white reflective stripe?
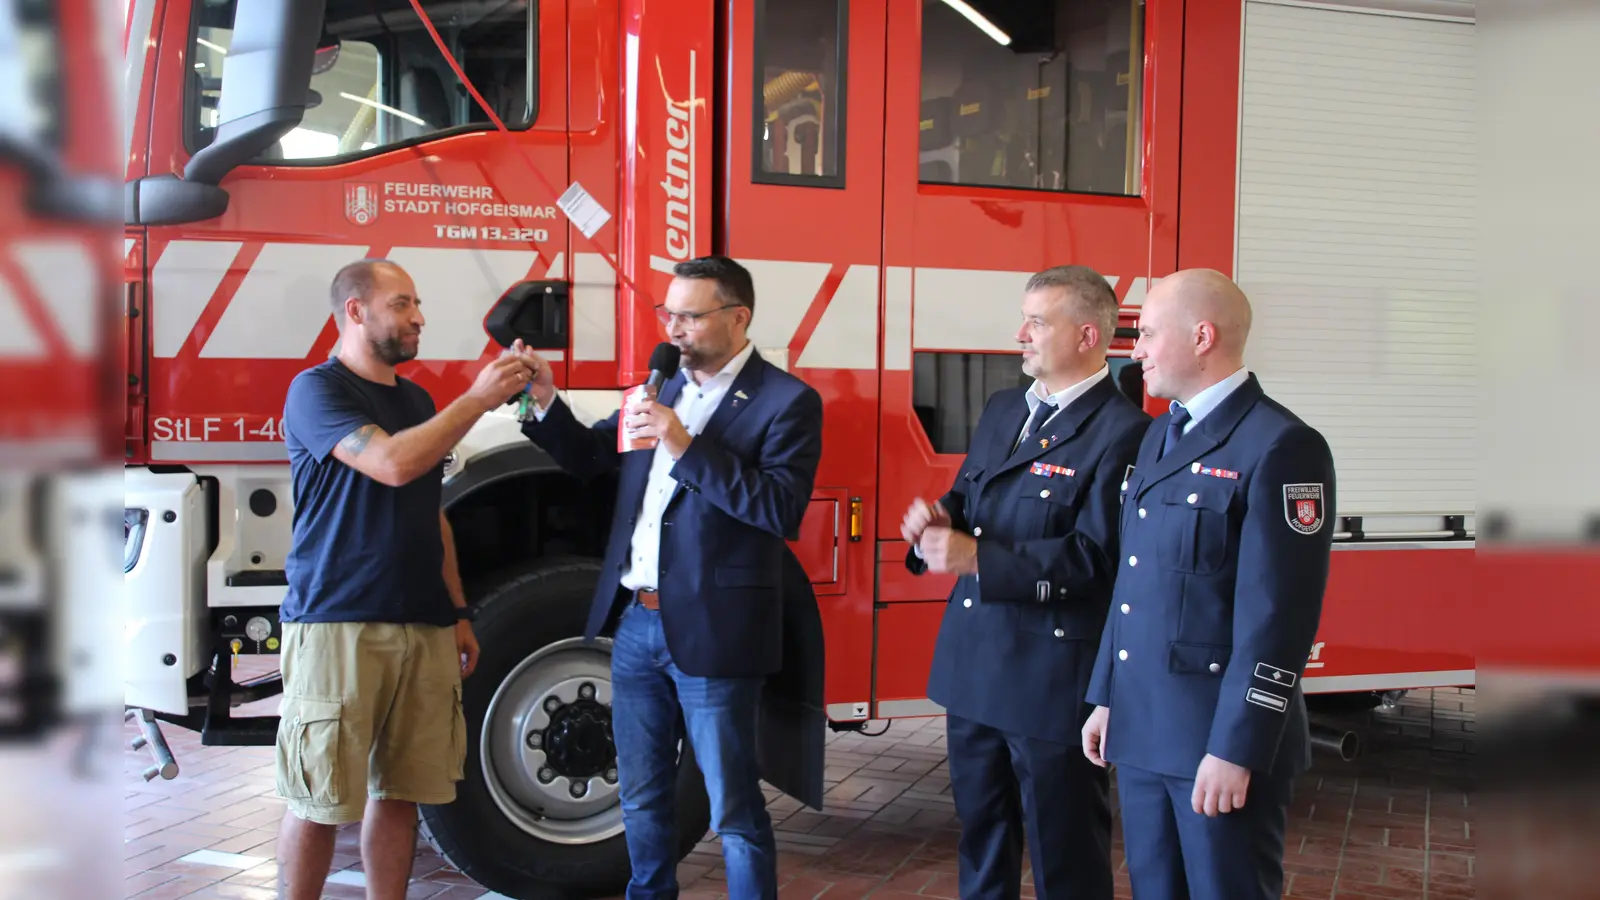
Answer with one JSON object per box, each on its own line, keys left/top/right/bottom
{"left": 1302, "top": 669, "right": 1475, "bottom": 692}
{"left": 202, "top": 243, "right": 366, "bottom": 358}
{"left": 882, "top": 266, "right": 912, "bottom": 371}
{"left": 150, "top": 441, "right": 287, "bottom": 461}
{"left": 384, "top": 247, "right": 539, "bottom": 360}
{"left": 795, "top": 264, "right": 879, "bottom": 370}
{"left": 0, "top": 269, "right": 46, "bottom": 359}
{"left": 1120, "top": 275, "right": 1160, "bottom": 308}
{"left": 914, "top": 267, "right": 1030, "bottom": 352}
{"left": 743, "top": 259, "right": 831, "bottom": 352}
{"left": 0, "top": 438, "right": 102, "bottom": 467}
{"left": 543, "top": 251, "right": 566, "bottom": 279}
{"left": 571, "top": 252, "right": 617, "bottom": 361}
{"left": 152, "top": 240, "right": 243, "bottom": 357}
{"left": 875, "top": 698, "right": 945, "bottom": 718}
{"left": 825, "top": 702, "right": 869, "bottom": 721}
{"left": 13, "top": 239, "right": 101, "bottom": 358}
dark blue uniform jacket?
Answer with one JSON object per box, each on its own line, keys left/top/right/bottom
{"left": 910, "top": 376, "right": 1149, "bottom": 745}
{"left": 1086, "top": 373, "right": 1336, "bottom": 781}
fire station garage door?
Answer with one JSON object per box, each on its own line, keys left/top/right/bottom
{"left": 1234, "top": 0, "right": 1475, "bottom": 531}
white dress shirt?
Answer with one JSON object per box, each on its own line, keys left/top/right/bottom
{"left": 1014, "top": 365, "right": 1110, "bottom": 448}
{"left": 619, "top": 340, "right": 756, "bottom": 591}
{"left": 530, "top": 340, "right": 756, "bottom": 591}
{"left": 1173, "top": 366, "right": 1250, "bottom": 435}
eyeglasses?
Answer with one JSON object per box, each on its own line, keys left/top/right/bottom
{"left": 654, "top": 303, "right": 740, "bottom": 328}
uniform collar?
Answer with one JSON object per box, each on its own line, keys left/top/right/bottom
{"left": 1027, "top": 365, "right": 1109, "bottom": 415}
{"left": 1173, "top": 366, "right": 1250, "bottom": 426}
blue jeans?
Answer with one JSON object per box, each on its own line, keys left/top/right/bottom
{"left": 610, "top": 600, "right": 777, "bottom": 900}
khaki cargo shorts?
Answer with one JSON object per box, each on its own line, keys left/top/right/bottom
{"left": 273, "top": 621, "right": 466, "bottom": 825}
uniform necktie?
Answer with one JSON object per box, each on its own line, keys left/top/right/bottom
{"left": 1161, "top": 404, "right": 1191, "bottom": 458}
{"left": 1015, "top": 400, "right": 1056, "bottom": 453}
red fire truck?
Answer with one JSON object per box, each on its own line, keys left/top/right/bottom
{"left": 0, "top": 0, "right": 123, "bottom": 742}
{"left": 121, "top": 0, "right": 1481, "bottom": 895}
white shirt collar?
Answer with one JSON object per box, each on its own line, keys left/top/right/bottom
{"left": 1027, "top": 365, "right": 1109, "bottom": 415}
{"left": 1174, "top": 366, "right": 1250, "bottom": 426}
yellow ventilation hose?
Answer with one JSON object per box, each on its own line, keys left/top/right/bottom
{"left": 762, "top": 70, "right": 817, "bottom": 112}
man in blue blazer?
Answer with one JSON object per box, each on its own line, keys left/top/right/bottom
{"left": 1082, "top": 268, "right": 1337, "bottom": 900}
{"left": 514, "top": 256, "right": 823, "bottom": 900}
{"left": 901, "top": 265, "right": 1149, "bottom": 900}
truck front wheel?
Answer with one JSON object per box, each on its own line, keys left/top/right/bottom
{"left": 420, "top": 559, "right": 712, "bottom": 899}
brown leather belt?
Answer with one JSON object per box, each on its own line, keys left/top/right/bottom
{"left": 636, "top": 589, "right": 660, "bottom": 610}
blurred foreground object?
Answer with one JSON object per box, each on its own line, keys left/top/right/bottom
{"left": 0, "top": 0, "right": 124, "bottom": 895}
{"left": 1478, "top": 0, "right": 1600, "bottom": 896}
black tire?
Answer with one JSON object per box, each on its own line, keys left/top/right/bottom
{"left": 419, "top": 558, "right": 712, "bottom": 900}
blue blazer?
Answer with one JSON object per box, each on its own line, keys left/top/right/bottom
{"left": 521, "top": 349, "right": 824, "bottom": 679}
{"left": 908, "top": 376, "right": 1149, "bottom": 745}
{"left": 1086, "top": 374, "right": 1336, "bottom": 781}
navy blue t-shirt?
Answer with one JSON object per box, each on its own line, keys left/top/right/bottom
{"left": 280, "top": 359, "right": 453, "bottom": 626}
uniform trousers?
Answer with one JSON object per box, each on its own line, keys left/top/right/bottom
{"left": 1115, "top": 762, "right": 1292, "bottom": 900}
{"left": 946, "top": 713, "right": 1113, "bottom": 900}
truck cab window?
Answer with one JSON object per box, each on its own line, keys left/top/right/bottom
{"left": 912, "top": 351, "right": 1029, "bottom": 455}
{"left": 0, "top": 0, "right": 62, "bottom": 149}
{"left": 752, "top": 0, "right": 848, "bottom": 187}
{"left": 186, "top": 0, "right": 537, "bottom": 163}
{"left": 912, "top": 352, "right": 1144, "bottom": 454}
{"left": 919, "top": 0, "right": 1144, "bottom": 196}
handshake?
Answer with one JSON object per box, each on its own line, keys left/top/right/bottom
{"left": 457, "top": 339, "right": 556, "bottom": 415}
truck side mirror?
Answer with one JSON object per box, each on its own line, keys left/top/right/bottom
{"left": 126, "top": 0, "right": 325, "bottom": 226}
{"left": 484, "top": 281, "right": 571, "bottom": 351}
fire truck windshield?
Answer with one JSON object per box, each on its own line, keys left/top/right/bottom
{"left": 0, "top": 0, "right": 63, "bottom": 161}
{"left": 186, "top": 0, "right": 536, "bottom": 164}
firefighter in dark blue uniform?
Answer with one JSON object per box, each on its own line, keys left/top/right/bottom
{"left": 1082, "top": 269, "right": 1336, "bottom": 900}
{"left": 902, "top": 266, "right": 1149, "bottom": 900}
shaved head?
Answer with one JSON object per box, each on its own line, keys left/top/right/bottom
{"left": 1158, "top": 268, "right": 1252, "bottom": 353}
{"left": 1132, "top": 268, "right": 1254, "bottom": 403}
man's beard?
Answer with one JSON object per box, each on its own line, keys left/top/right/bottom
{"left": 676, "top": 341, "right": 711, "bottom": 371}
{"left": 370, "top": 334, "right": 416, "bottom": 366}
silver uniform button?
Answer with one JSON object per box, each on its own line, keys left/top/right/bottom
{"left": 963, "top": 598, "right": 972, "bottom": 608}
{"left": 1188, "top": 493, "right": 1199, "bottom": 505}
{"left": 1054, "top": 628, "right": 1065, "bottom": 638}
{"left": 1121, "top": 603, "right": 1130, "bottom": 614}
{"left": 973, "top": 526, "right": 982, "bottom": 536}
{"left": 1118, "top": 649, "right": 1128, "bottom": 661}
{"left": 1209, "top": 663, "right": 1221, "bottom": 673}
{"left": 1129, "top": 555, "right": 1138, "bottom": 566}
{"left": 1040, "top": 489, "right": 1051, "bottom": 498}
{"left": 1138, "top": 508, "right": 1146, "bottom": 518}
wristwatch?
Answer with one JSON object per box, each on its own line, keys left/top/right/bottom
{"left": 455, "top": 606, "right": 477, "bottom": 622}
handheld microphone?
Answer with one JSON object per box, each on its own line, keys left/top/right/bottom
{"left": 620, "top": 343, "right": 682, "bottom": 453}
{"left": 646, "top": 342, "right": 681, "bottom": 389}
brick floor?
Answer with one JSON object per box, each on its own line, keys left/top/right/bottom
{"left": 124, "top": 689, "right": 1474, "bottom": 899}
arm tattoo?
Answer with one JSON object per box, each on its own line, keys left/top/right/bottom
{"left": 339, "top": 424, "right": 379, "bottom": 456}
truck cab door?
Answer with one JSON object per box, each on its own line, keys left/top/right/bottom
{"left": 128, "top": 0, "right": 570, "bottom": 473}
{"left": 708, "top": 0, "right": 891, "bottom": 811}
{"left": 870, "top": 0, "right": 1183, "bottom": 711}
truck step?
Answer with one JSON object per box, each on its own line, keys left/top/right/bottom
{"left": 201, "top": 715, "right": 280, "bottom": 746}
{"left": 131, "top": 708, "right": 179, "bottom": 781}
